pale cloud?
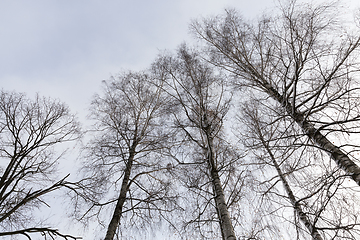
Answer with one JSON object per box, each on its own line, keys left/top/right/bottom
{"left": 0, "top": 0, "right": 277, "bottom": 121}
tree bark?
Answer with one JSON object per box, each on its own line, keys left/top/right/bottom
{"left": 104, "top": 148, "right": 135, "bottom": 240}
{"left": 264, "top": 83, "right": 360, "bottom": 187}
{"left": 258, "top": 130, "right": 323, "bottom": 240}
{"left": 206, "top": 131, "right": 236, "bottom": 240}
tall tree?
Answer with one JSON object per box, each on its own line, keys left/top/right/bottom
{"left": 69, "top": 72, "right": 178, "bottom": 240}
{"left": 239, "top": 99, "right": 360, "bottom": 239}
{"left": 192, "top": 1, "right": 360, "bottom": 186}
{"left": 154, "top": 45, "right": 245, "bottom": 240}
{"left": 0, "top": 90, "right": 81, "bottom": 239}
{"left": 240, "top": 100, "right": 324, "bottom": 240}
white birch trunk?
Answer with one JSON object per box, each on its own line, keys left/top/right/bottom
{"left": 265, "top": 84, "right": 360, "bottom": 186}
{"left": 259, "top": 132, "right": 323, "bottom": 240}
{"left": 205, "top": 130, "right": 236, "bottom": 240}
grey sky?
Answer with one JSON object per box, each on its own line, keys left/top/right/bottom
{"left": 1, "top": 0, "right": 359, "bottom": 239}
{"left": 1, "top": 0, "right": 359, "bottom": 120}
{"left": 0, "top": 0, "right": 277, "bottom": 122}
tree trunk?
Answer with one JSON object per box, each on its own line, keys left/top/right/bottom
{"left": 104, "top": 149, "right": 135, "bottom": 240}
{"left": 206, "top": 133, "right": 236, "bottom": 240}
{"left": 264, "top": 83, "right": 360, "bottom": 186}
{"left": 259, "top": 132, "right": 323, "bottom": 240}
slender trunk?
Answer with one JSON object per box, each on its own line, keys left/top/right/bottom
{"left": 104, "top": 149, "right": 135, "bottom": 240}
{"left": 258, "top": 131, "right": 323, "bottom": 240}
{"left": 264, "top": 84, "right": 360, "bottom": 186}
{"left": 206, "top": 132, "right": 236, "bottom": 240}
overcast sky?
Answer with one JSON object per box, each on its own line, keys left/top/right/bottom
{"left": 1, "top": 0, "right": 359, "bottom": 239}
{"left": 1, "top": 0, "right": 359, "bottom": 122}
{"left": 0, "top": 0, "right": 279, "bottom": 123}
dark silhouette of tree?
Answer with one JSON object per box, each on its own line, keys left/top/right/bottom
{"left": 0, "top": 90, "right": 81, "bottom": 239}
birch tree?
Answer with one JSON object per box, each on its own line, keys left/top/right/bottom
{"left": 0, "top": 90, "right": 81, "bottom": 239}
{"left": 154, "top": 45, "right": 246, "bottom": 240}
{"left": 240, "top": 101, "right": 324, "bottom": 240}
{"left": 238, "top": 98, "right": 360, "bottom": 239}
{"left": 69, "top": 72, "right": 178, "bottom": 240}
{"left": 192, "top": 0, "right": 360, "bottom": 187}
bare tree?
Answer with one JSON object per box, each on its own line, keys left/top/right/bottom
{"left": 69, "top": 72, "right": 178, "bottom": 240}
{"left": 238, "top": 98, "right": 360, "bottom": 239}
{"left": 154, "top": 45, "right": 246, "bottom": 240}
{"left": 240, "top": 100, "right": 324, "bottom": 240}
{"left": 192, "top": 0, "right": 360, "bottom": 186}
{"left": 0, "top": 90, "right": 81, "bottom": 239}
